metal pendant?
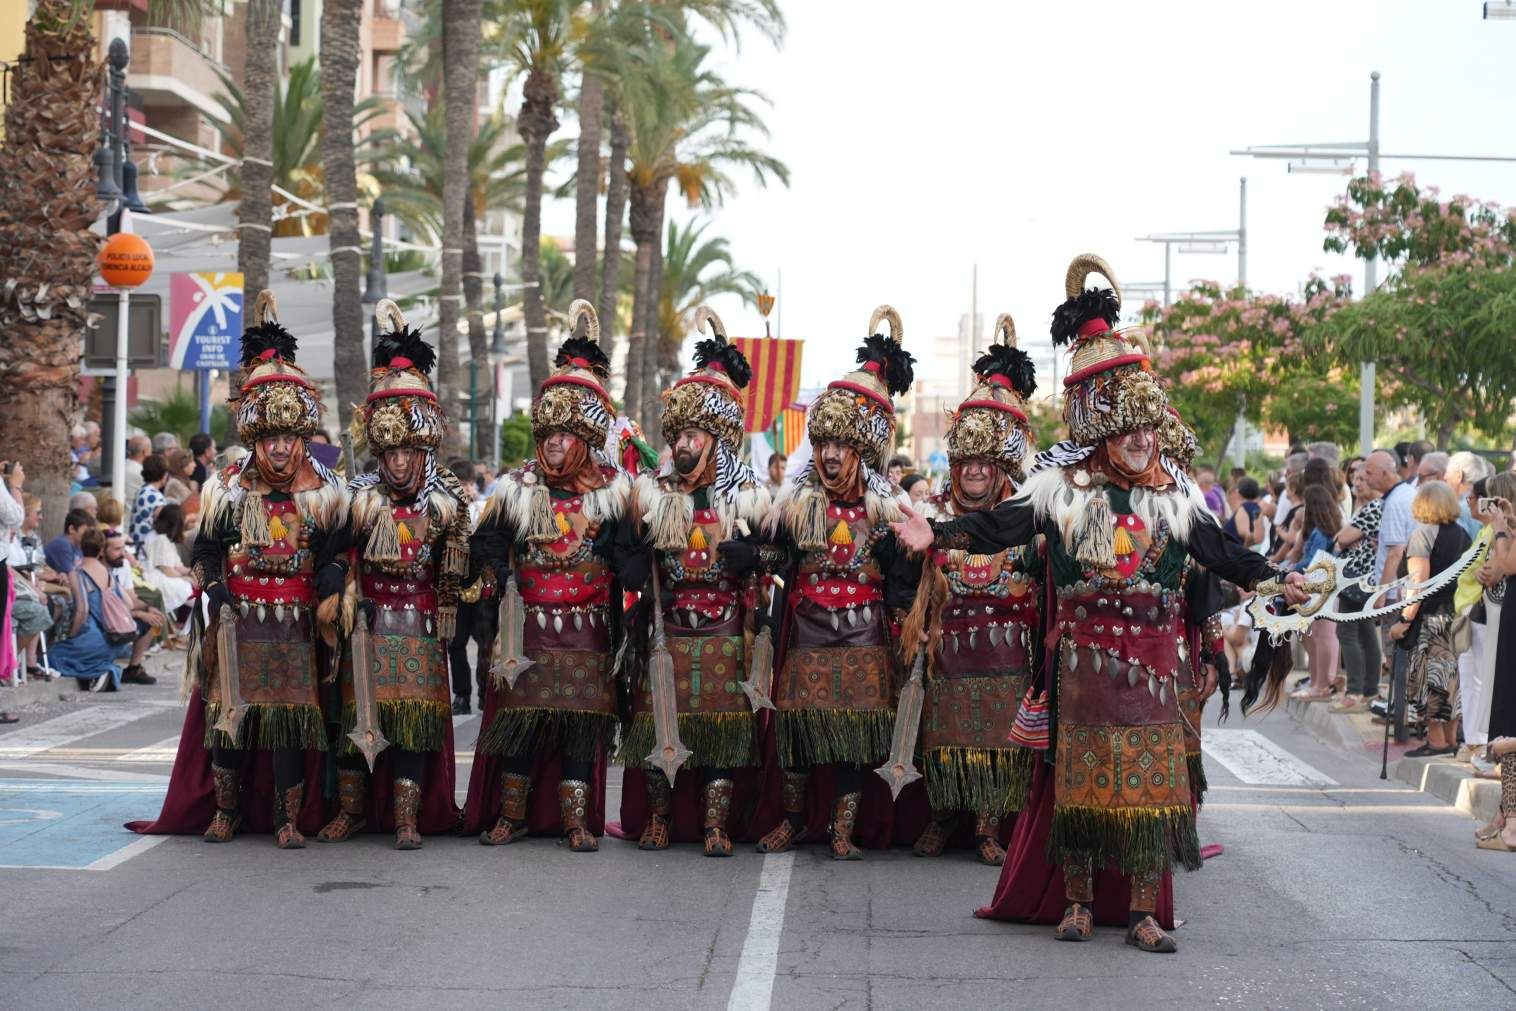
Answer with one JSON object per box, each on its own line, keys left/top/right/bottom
{"left": 831, "top": 610, "right": 840, "bottom": 631}
{"left": 553, "top": 613, "right": 563, "bottom": 634}
{"left": 1158, "top": 681, "right": 1167, "bottom": 705}
{"left": 240, "top": 602, "right": 250, "bottom": 618}
{"left": 1128, "top": 663, "right": 1140, "bottom": 688}
{"left": 274, "top": 604, "right": 285, "bottom": 624}
{"left": 574, "top": 612, "right": 584, "bottom": 631}
{"left": 1089, "top": 650, "right": 1102, "bottom": 676}
{"left": 862, "top": 605, "right": 873, "bottom": 624}
{"left": 968, "top": 629, "right": 976, "bottom": 650}
{"left": 257, "top": 604, "right": 267, "bottom": 624}
{"left": 951, "top": 633, "right": 961, "bottom": 653}
{"left": 536, "top": 610, "right": 547, "bottom": 630}
{"left": 1147, "top": 674, "right": 1157, "bottom": 697}
{"left": 426, "top": 616, "right": 434, "bottom": 636}
{"left": 847, "top": 608, "right": 857, "bottom": 628}
{"left": 989, "top": 626, "right": 1002, "bottom": 648}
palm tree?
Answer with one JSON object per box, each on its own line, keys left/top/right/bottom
{"left": 620, "top": 39, "right": 788, "bottom": 425}
{"left": 205, "top": 57, "right": 388, "bottom": 236}
{"left": 320, "top": 0, "right": 368, "bottom": 435}
{"left": 655, "top": 217, "right": 762, "bottom": 368}
{"left": 0, "top": 0, "right": 101, "bottom": 530}
{"left": 572, "top": 1, "right": 607, "bottom": 304}
{"left": 438, "top": 0, "right": 484, "bottom": 455}
{"left": 236, "top": 0, "right": 282, "bottom": 294}
{"left": 493, "top": 0, "right": 578, "bottom": 393}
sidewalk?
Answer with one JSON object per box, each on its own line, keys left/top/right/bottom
{"left": 1284, "top": 691, "right": 1500, "bottom": 823}
{"left": 0, "top": 648, "right": 183, "bottom": 711}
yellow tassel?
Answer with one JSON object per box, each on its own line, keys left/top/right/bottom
{"left": 554, "top": 511, "right": 572, "bottom": 537}
{"left": 1113, "top": 525, "right": 1135, "bottom": 556}
{"left": 829, "top": 520, "right": 853, "bottom": 547}
{"left": 396, "top": 521, "right": 413, "bottom": 546}
{"left": 688, "top": 525, "right": 708, "bottom": 550}
{"left": 268, "top": 512, "right": 288, "bottom": 542}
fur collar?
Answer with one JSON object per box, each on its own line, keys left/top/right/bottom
{"left": 479, "top": 461, "right": 630, "bottom": 543}
{"left": 200, "top": 458, "right": 347, "bottom": 537}
{"left": 633, "top": 471, "right": 772, "bottom": 551}
{"left": 763, "top": 472, "right": 904, "bottom": 552}
{"left": 1016, "top": 463, "right": 1210, "bottom": 557}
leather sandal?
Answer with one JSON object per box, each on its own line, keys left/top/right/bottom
{"left": 1125, "top": 915, "right": 1178, "bottom": 953}
{"left": 1055, "top": 903, "right": 1094, "bottom": 942}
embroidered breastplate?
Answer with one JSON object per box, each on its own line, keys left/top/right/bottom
{"left": 794, "top": 502, "right": 886, "bottom": 615}
{"left": 227, "top": 497, "right": 316, "bottom": 606}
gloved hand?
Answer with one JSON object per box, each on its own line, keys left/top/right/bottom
{"left": 717, "top": 539, "right": 757, "bottom": 576}
{"left": 315, "top": 560, "right": 347, "bottom": 601}
{"left": 205, "top": 580, "right": 235, "bottom": 618}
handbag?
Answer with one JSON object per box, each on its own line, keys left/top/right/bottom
{"left": 1007, "top": 685, "right": 1050, "bottom": 751}
{"left": 97, "top": 576, "right": 139, "bottom": 646}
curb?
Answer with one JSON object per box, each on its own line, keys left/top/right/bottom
{"left": 1283, "top": 693, "right": 1501, "bottom": 821}
{"left": 0, "top": 678, "right": 79, "bottom": 708}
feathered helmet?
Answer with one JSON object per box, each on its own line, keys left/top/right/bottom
{"left": 806, "top": 305, "right": 915, "bottom": 471}
{"left": 660, "top": 306, "right": 752, "bottom": 454}
{"left": 230, "top": 290, "right": 323, "bottom": 443}
{"left": 531, "top": 299, "right": 614, "bottom": 451}
{"left": 356, "top": 299, "right": 445, "bottom": 454}
{"left": 1158, "top": 405, "right": 1200, "bottom": 468}
{"left": 1051, "top": 253, "right": 1168, "bottom": 447}
{"left": 947, "top": 313, "right": 1038, "bottom": 483}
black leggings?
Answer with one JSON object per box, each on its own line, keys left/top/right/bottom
{"left": 504, "top": 752, "right": 593, "bottom": 783}
{"left": 211, "top": 744, "right": 304, "bottom": 792}
{"left": 336, "top": 748, "right": 425, "bottom": 783}
{"left": 448, "top": 599, "right": 495, "bottom": 703}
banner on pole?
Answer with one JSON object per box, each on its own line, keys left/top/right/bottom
{"left": 731, "top": 337, "right": 803, "bottom": 434}
{"left": 169, "top": 271, "right": 243, "bottom": 369}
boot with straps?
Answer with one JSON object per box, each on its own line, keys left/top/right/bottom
{"left": 480, "top": 772, "right": 531, "bottom": 846}
{"left": 317, "top": 768, "right": 367, "bottom": 843}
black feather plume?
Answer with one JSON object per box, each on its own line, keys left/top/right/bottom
{"left": 555, "top": 336, "right": 611, "bottom": 381}
{"left": 373, "top": 326, "right": 437, "bottom": 376}
{"left": 857, "top": 333, "right": 916, "bottom": 397}
{"left": 692, "top": 334, "right": 753, "bottom": 390}
{"left": 240, "top": 320, "right": 297, "bottom": 368}
{"left": 972, "top": 344, "right": 1038, "bottom": 399}
{"left": 1050, "top": 288, "right": 1121, "bottom": 347}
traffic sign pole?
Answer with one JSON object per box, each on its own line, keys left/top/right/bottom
{"left": 112, "top": 287, "right": 130, "bottom": 506}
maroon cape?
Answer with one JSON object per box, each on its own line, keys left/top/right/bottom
{"left": 460, "top": 680, "right": 609, "bottom": 837}
{"left": 126, "top": 690, "right": 461, "bottom": 837}
{"left": 974, "top": 758, "right": 1176, "bottom": 930}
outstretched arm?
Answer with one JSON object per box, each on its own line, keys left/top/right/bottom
{"left": 891, "top": 499, "right": 1037, "bottom": 555}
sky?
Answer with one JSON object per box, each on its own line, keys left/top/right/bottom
{"left": 540, "top": 0, "right": 1516, "bottom": 402}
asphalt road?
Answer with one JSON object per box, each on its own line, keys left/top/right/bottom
{"left": 2, "top": 658, "right": 1513, "bottom": 1010}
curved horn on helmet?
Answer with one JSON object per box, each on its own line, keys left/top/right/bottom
{"left": 374, "top": 298, "right": 407, "bottom": 335}
{"left": 693, "top": 305, "right": 727, "bottom": 340}
{"left": 1064, "top": 253, "right": 1121, "bottom": 308}
{"left": 994, "top": 312, "right": 1017, "bottom": 348}
{"left": 568, "top": 298, "right": 600, "bottom": 343}
{"left": 867, "top": 304, "right": 903, "bottom": 344}
{"left": 253, "top": 289, "right": 279, "bottom": 326}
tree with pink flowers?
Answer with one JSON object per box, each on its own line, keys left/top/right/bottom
{"left": 1312, "top": 173, "right": 1516, "bottom": 445}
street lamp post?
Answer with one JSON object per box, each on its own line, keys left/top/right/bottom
{"left": 362, "top": 197, "right": 388, "bottom": 354}
{"left": 1232, "top": 70, "right": 1516, "bottom": 454}
{"left": 488, "top": 272, "right": 506, "bottom": 470}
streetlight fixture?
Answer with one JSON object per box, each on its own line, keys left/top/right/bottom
{"left": 1485, "top": 1, "right": 1516, "bottom": 19}
{"left": 1232, "top": 70, "right": 1516, "bottom": 455}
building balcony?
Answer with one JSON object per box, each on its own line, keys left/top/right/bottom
{"left": 371, "top": 14, "right": 403, "bottom": 53}
{"left": 127, "top": 26, "right": 230, "bottom": 124}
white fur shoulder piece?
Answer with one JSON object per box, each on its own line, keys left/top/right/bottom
{"left": 481, "top": 462, "right": 630, "bottom": 542}
{"left": 1016, "top": 464, "right": 1209, "bottom": 548}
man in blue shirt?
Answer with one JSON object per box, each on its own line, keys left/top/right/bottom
{"left": 43, "top": 508, "right": 94, "bottom": 574}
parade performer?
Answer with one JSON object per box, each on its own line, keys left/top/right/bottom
{"left": 466, "top": 300, "right": 632, "bottom": 852}
{"left": 755, "top": 306, "right": 921, "bottom": 860}
{"left": 315, "top": 302, "right": 469, "bottom": 849}
{"left": 130, "top": 291, "right": 348, "bottom": 848}
{"left": 616, "top": 308, "right": 770, "bottom": 856}
{"left": 892, "top": 257, "right": 1306, "bottom": 950}
{"left": 903, "top": 315, "right": 1041, "bottom": 866}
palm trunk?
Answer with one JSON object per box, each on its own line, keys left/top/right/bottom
{"left": 626, "top": 182, "right": 661, "bottom": 423}
{"left": 439, "top": 0, "right": 482, "bottom": 454}
{"left": 519, "top": 68, "right": 560, "bottom": 392}
{"left": 640, "top": 219, "right": 665, "bottom": 445}
{"left": 598, "top": 99, "right": 627, "bottom": 365}
{"left": 319, "top": 0, "right": 365, "bottom": 437}
{"left": 0, "top": 2, "right": 100, "bottom": 534}
{"left": 572, "top": 68, "right": 603, "bottom": 303}
{"left": 463, "top": 198, "right": 489, "bottom": 459}
{"left": 236, "top": 0, "right": 280, "bottom": 295}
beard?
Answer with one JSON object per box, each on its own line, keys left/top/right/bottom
{"left": 674, "top": 449, "right": 701, "bottom": 475}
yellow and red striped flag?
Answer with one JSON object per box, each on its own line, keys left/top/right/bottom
{"left": 732, "top": 337, "right": 803, "bottom": 434}
{"left": 777, "top": 406, "right": 808, "bottom": 456}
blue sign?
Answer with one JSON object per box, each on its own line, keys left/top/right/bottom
{"left": 169, "top": 271, "right": 243, "bottom": 370}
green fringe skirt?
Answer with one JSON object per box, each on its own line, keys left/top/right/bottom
{"left": 203, "top": 702, "right": 327, "bottom": 751}
{"left": 477, "top": 705, "right": 616, "bottom": 763}
{"left": 1188, "top": 752, "right": 1208, "bottom": 807}
{"left": 338, "top": 699, "right": 450, "bottom": 756}
{"left": 776, "top": 707, "right": 894, "bottom": 769}
{"left": 924, "top": 745, "right": 1035, "bottom": 816}
{"left": 616, "top": 711, "right": 757, "bottom": 769}
{"left": 1047, "top": 803, "right": 1201, "bottom": 878}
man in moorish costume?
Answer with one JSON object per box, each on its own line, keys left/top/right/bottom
{"left": 467, "top": 300, "right": 632, "bottom": 852}
{"left": 314, "top": 302, "right": 470, "bottom": 849}
{"left": 616, "top": 308, "right": 771, "bottom": 856}
{"left": 894, "top": 256, "right": 1307, "bottom": 951}
{"left": 903, "top": 315, "right": 1042, "bottom": 867}
{"left": 755, "top": 306, "right": 921, "bottom": 860}
{"left": 134, "top": 292, "right": 349, "bottom": 848}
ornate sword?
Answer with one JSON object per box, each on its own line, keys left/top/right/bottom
{"left": 738, "top": 516, "right": 779, "bottom": 710}
{"left": 492, "top": 566, "right": 536, "bottom": 690}
{"left": 1248, "top": 539, "right": 1488, "bottom": 643}
{"left": 876, "top": 647, "right": 927, "bottom": 800}
{"left": 644, "top": 563, "right": 692, "bottom": 783}
{"left": 213, "top": 603, "right": 248, "bottom": 742}
{"left": 346, "top": 590, "right": 390, "bottom": 773}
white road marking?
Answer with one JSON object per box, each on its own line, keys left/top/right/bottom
{"left": 0, "top": 762, "right": 166, "bottom": 782}
{"left": 727, "top": 851, "right": 795, "bottom": 1011}
{"left": 84, "top": 834, "right": 169, "bottom": 871}
{"left": 1202, "top": 728, "right": 1337, "bottom": 786}
{"left": 119, "top": 736, "right": 181, "bottom": 763}
{"left": 0, "top": 704, "right": 167, "bottom": 759}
